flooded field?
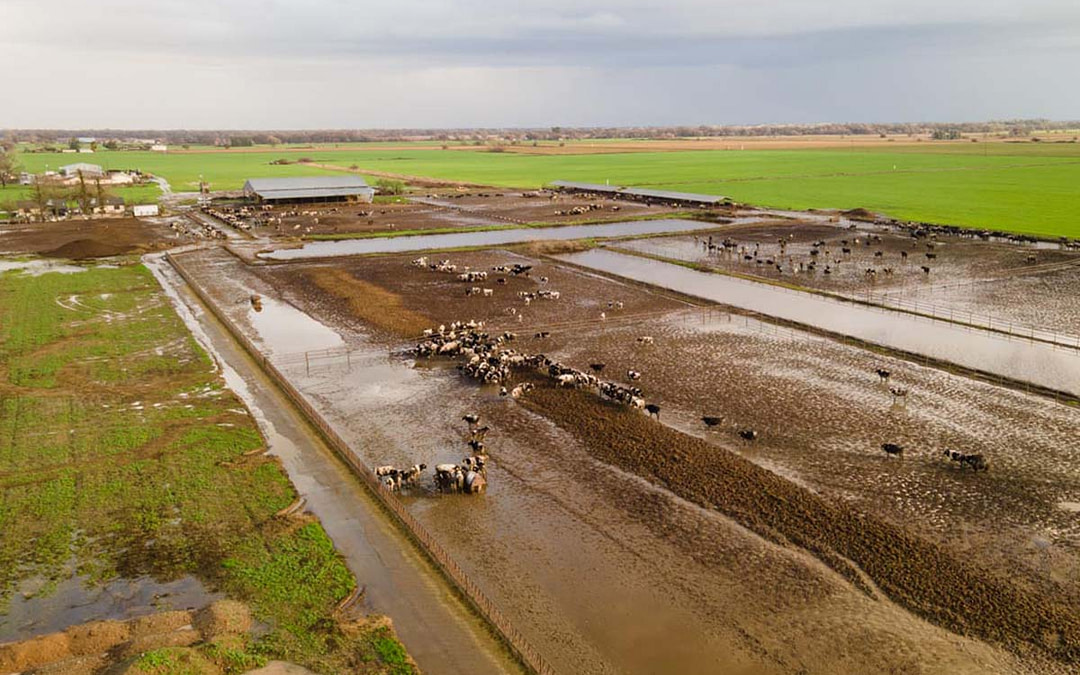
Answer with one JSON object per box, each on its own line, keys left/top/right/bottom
{"left": 172, "top": 243, "right": 1080, "bottom": 673}
{"left": 559, "top": 248, "right": 1080, "bottom": 397}
{"left": 259, "top": 218, "right": 739, "bottom": 260}
{"left": 616, "top": 219, "right": 1080, "bottom": 339}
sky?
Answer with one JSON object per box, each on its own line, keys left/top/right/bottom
{"left": 2, "top": 0, "right": 1079, "bottom": 129}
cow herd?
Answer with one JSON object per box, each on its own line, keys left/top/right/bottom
{"left": 874, "top": 367, "right": 989, "bottom": 472}
{"left": 412, "top": 321, "right": 656, "bottom": 418}
{"left": 374, "top": 414, "right": 491, "bottom": 496}
{"left": 695, "top": 230, "right": 944, "bottom": 280}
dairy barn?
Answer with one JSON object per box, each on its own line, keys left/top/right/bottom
{"left": 242, "top": 175, "right": 375, "bottom": 205}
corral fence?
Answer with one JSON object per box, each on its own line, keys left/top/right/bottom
{"left": 848, "top": 279, "right": 1080, "bottom": 351}
{"left": 691, "top": 304, "right": 1080, "bottom": 406}
{"left": 165, "top": 252, "right": 553, "bottom": 675}
{"left": 548, "top": 253, "right": 1080, "bottom": 407}
{"left": 612, "top": 247, "right": 1080, "bottom": 351}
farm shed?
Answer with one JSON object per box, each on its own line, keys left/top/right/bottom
{"left": 549, "top": 180, "right": 728, "bottom": 208}
{"left": 548, "top": 180, "right": 625, "bottom": 196}
{"left": 90, "top": 196, "right": 125, "bottom": 216}
{"left": 60, "top": 162, "right": 105, "bottom": 178}
{"left": 243, "top": 176, "right": 375, "bottom": 204}
{"left": 618, "top": 187, "right": 729, "bottom": 207}
{"left": 132, "top": 204, "right": 159, "bottom": 217}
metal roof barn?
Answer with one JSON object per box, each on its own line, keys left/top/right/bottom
{"left": 618, "top": 187, "right": 728, "bottom": 205}
{"left": 550, "top": 180, "right": 727, "bottom": 207}
{"left": 243, "top": 176, "right": 375, "bottom": 203}
{"left": 548, "top": 180, "right": 625, "bottom": 194}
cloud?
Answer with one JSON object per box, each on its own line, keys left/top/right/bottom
{"left": 1, "top": 0, "right": 1078, "bottom": 127}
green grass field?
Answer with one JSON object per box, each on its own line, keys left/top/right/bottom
{"left": 13, "top": 141, "right": 1080, "bottom": 238}
{"left": 0, "top": 263, "right": 414, "bottom": 673}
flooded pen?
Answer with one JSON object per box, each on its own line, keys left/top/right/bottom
{"left": 558, "top": 249, "right": 1080, "bottom": 397}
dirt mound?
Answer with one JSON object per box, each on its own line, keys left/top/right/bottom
{"left": 193, "top": 600, "right": 252, "bottom": 640}
{"left": 519, "top": 377, "right": 1080, "bottom": 663}
{"left": 841, "top": 207, "right": 878, "bottom": 221}
{"left": 0, "top": 604, "right": 249, "bottom": 674}
{"left": 65, "top": 620, "right": 131, "bottom": 656}
{"left": 44, "top": 238, "right": 134, "bottom": 260}
{"left": 0, "top": 632, "right": 70, "bottom": 673}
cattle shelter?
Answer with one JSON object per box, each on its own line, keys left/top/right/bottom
{"left": 549, "top": 180, "right": 728, "bottom": 208}
{"left": 243, "top": 176, "right": 375, "bottom": 204}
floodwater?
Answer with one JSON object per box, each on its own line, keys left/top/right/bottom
{"left": 259, "top": 219, "right": 735, "bottom": 260}
{"left": 0, "top": 574, "right": 219, "bottom": 642}
{"left": 247, "top": 295, "right": 345, "bottom": 353}
{"left": 0, "top": 258, "right": 88, "bottom": 276}
{"left": 558, "top": 249, "right": 1080, "bottom": 397}
{"left": 158, "top": 249, "right": 1036, "bottom": 675}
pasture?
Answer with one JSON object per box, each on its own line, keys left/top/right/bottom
{"left": 0, "top": 263, "right": 413, "bottom": 672}
{"left": 13, "top": 140, "right": 1080, "bottom": 237}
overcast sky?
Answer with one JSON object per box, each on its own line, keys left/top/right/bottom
{"left": 2, "top": 0, "right": 1079, "bottom": 129}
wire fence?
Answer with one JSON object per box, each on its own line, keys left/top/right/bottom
{"left": 689, "top": 305, "right": 1080, "bottom": 406}
{"left": 616, "top": 248, "right": 1080, "bottom": 351}
{"left": 166, "top": 252, "right": 553, "bottom": 675}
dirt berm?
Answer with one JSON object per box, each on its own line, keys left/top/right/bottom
{"left": 518, "top": 376, "right": 1080, "bottom": 664}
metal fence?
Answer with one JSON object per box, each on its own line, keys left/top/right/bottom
{"left": 166, "top": 252, "right": 553, "bottom": 675}
{"left": 614, "top": 247, "right": 1080, "bottom": 351}
{"left": 690, "top": 305, "right": 1079, "bottom": 406}
{"left": 844, "top": 282, "right": 1080, "bottom": 351}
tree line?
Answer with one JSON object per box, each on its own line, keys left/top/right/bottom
{"left": 3, "top": 119, "right": 1079, "bottom": 147}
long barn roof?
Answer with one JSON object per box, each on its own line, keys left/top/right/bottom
{"left": 244, "top": 175, "right": 373, "bottom": 200}
{"left": 548, "top": 180, "right": 624, "bottom": 193}
{"left": 550, "top": 179, "right": 726, "bottom": 204}
{"left": 618, "top": 187, "right": 727, "bottom": 204}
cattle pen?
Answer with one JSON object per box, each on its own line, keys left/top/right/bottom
{"left": 165, "top": 252, "right": 553, "bottom": 675}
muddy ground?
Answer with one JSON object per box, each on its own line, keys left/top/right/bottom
{"left": 176, "top": 246, "right": 1064, "bottom": 674}
{"left": 254, "top": 247, "right": 688, "bottom": 342}
{"left": 895, "top": 264, "right": 1080, "bottom": 337}
{"left": 234, "top": 247, "right": 1080, "bottom": 671}
{"left": 616, "top": 219, "right": 1080, "bottom": 328}
{"left": 617, "top": 219, "right": 1080, "bottom": 292}
{"left": 0, "top": 218, "right": 192, "bottom": 258}
{"left": 217, "top": 191, "right": 687, "bottom": 238}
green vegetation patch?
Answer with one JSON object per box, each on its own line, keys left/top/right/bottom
{"left": 0, "top": 264, "right": 414, "bottom": 673}
{"left": 17, "top": 143, "right": 1078, "bottom": 237}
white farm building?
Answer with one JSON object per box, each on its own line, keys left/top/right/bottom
{"left": 242, "top": 176, "right": 375, "bottom": 204}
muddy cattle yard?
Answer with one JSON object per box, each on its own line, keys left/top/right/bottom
{"left": 18, "top": 201, "right": 1075, "bottom": 674}
{"left": 204, "top": 190, "right": 684, "bottom": 238}
{"left": 616, "top": 218, "right": 1080, "bottom": 338}
{"left": 159, "top": 217, "right": 1080, "bottom": 674}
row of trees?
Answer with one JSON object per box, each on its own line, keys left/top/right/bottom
{"left": 4, "top": 119, "right": 1079, "bottom": 147}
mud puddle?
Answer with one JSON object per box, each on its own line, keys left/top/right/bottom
{"left": 246, "top": 295, "right": 345, "bottom": 354}
{"left": 0, "top": 258, "right": 89, "bottom": 275}
{"left": 0, "top": 574, "right": 218, "bottom": 643}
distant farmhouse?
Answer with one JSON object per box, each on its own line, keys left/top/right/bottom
{"left": 242, "top": 176, "right": 375, "bottom": 204}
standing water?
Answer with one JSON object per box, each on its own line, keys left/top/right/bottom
{"left": 558, "top": 249, "right": 1080, "bottom": 397}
